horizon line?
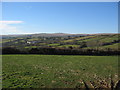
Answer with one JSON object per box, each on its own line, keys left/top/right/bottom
{"left": 1, "top": 32, "right": 119, "bottom": 36}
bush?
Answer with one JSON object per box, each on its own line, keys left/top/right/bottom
{"left": 2, "top": 47, "right": 21, "bottom": 54}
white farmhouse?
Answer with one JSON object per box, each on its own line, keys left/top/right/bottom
{"left": 27, "top": 41, "right": 31, "bottom": 44}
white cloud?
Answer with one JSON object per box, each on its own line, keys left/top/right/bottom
{"left": 0, "top": 21, "right": 23, "bottom": 24}
{"left": 0, "top": 21, "right": 28, "bottom": 35}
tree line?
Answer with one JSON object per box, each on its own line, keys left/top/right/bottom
{"left": 1, "top": 47, "right": 120, "bottom": 56}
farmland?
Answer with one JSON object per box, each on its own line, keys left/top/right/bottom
{"left": 1, "top": 34, "right": 120, "bottom": 55}
{"left": 2, "top": 55, "right": 119, "bottom": 88}
{"left": 2, "top": 34, "right": 120, "bottom": 50}
{"left": 2, "top": 33, "right": 120, "bottom": 88}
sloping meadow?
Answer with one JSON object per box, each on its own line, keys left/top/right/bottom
{"left": 2, "top": 55, "right": 119, "bottom": 89}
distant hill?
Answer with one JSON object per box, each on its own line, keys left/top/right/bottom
{"left": 1, "top": 33, "right": 117, "bottom": 39}
{"left": 1, "top": 33, "right": 119, "bottom": 51}
{"left": 1, "top": 33, "right": 119, "bottom": 55}
{"left": 1, "top": 33, "right": 90, "bottom": 39}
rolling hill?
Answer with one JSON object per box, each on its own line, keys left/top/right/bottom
{"left": 1, "top": 33, "right": 120, "bottom": 52}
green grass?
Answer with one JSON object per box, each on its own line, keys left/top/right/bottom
{"left": 99, "top": 35, "right": 118, "bottom": 43}
{"left": 27, "top": 38, "right": 39, "bottom": 41}
{"left": 48, "top": 43, "right": 60, "bottom": 46}
{"left": 1, "top": 39, "right": 11, "bottom": 43}
{"left": 62, "top": 35, "right": 96, "bottom": 43}
{"left": 58, "top": 45, "right": 80, "bottom": 48}
{"left": 2, "top": 55, "right": 119, "bottom": 88}
{"left": 24, "top": 46, "right": 38, "bottom": 48}
{"left": 98, "top": 43, "right": 119, "bottom": 50}
{"left": 2, "top": 34, "right": 119, "bottom": 51}
{"left": 78, "top": 35, "right": 118, "bottom": 43}
{"left": 83, "top": 43, "right": 119, "bottom": 50}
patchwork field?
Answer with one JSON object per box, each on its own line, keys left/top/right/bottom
{"left": 2, "top": 34, "right": 120, "bottom": 51}
{"left": 2, "top": 55, "right": 119, "bottom": 88}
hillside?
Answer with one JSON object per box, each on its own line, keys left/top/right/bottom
{"left": 1, "top": 33, "right": 119, "bottom": 51}
{"left": 1, "top": 33, "right": 90, "bottom": 39}
{"left": 2, "top": 55, "right": 118, "bottom": 88}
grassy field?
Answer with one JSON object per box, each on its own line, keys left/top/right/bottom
{"left": 2, "top": 34, "right": 119, "bottom": 51}
{"left": 2, "top": 55, "right": 119, "bottom": 88}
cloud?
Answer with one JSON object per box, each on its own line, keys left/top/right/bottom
{"left": 0, "top": 21, "right": 23, "bottom": 24}
{"left": 0, "top": 21, "right": 28, "bottom": 35}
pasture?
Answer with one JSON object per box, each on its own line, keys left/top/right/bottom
{"left": 2, "top": 55, "right": 119, "bottom": 88}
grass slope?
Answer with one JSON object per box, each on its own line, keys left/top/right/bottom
{"left": 2, "top": 34, "right": 119, "bottom": 50}
{"left": 2, "top": 55, "right": 119, "bottom": 88}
